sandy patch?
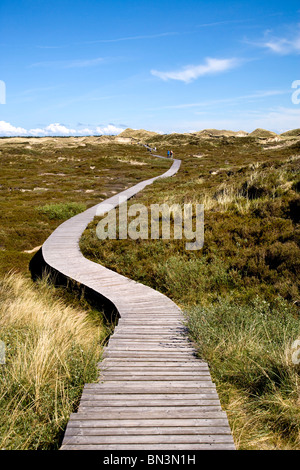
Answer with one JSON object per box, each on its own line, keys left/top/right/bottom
{"left": 23, "top": 245, "right": 42, "bottom": 254}
{"left": 262, "top": 140, "right": 298, "bottom": 150}
{"left": 40, "top": 172, "right": 66, "bottom": 176}
{"left": 117, "top": 158, "right": 147, "bottom": 165}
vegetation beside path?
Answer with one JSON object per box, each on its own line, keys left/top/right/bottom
{"left": 0, "top": 137, "right": 168, "bottom": 449}
{"left": 80, "top": 134, "right": 300, "bottom": 449}
{"left": 1, "top": 133, "right": 299, "bottom": 449}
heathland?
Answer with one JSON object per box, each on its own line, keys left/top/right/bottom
{"left": 0, "top": 136, "right": 169, "bottom": 449}
{"left": 0, "top": 128, "right": 299, "bottom": 449}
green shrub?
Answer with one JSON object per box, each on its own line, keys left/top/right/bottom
{"left": 37, "top": 202, "right": 86, "bottom": 220}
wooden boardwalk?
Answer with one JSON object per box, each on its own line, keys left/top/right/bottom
{"left": 41, "top": 155, "right": 235, "bottom": 450}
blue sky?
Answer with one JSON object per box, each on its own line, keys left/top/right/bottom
{"left": 0, "top": 0, "right": 299, "bottom": 136}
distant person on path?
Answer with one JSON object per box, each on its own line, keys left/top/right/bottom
{"left": 167, "top": 150, "right": 170, "bottom": 158}
{"left": 170, "top": 150, "right": 173, "bottom": 158}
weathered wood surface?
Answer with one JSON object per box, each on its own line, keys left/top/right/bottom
{"left": 41, "top": 154, "right": 235, "bottom": 450}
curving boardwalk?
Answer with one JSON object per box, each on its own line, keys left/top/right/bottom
{"left": 41, "top": 154, "right": 235, "bottom": 450}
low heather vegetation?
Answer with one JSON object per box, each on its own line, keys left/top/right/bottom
{"left": 0, "top": 137, "right": 168, "bottom": 449}
{"left": 80, "top": 133, "right": 300, "bottom": 449}
{"left": 0, "top": 133, "right": 299, "bottom": 449}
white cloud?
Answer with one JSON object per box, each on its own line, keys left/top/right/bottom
{"left": 0, "top": 121, "right": 124, "bottom": 137}
{"left": 0, "top": 121, "right": 27, "bottom": 136}
{"left": 151, "top": 57, "right": 240, "bottom": 83}
{"left": 263, "top": 36, "right": 300, "bottom": 54}
{"left": 249, "top": 29, "right": 300, "bottom": 55}
{"left": 95, "top": 124, "right": 125, "bottom": 135}
{"left": 44, "top": 123, "right": 77, "bottom": 135}
{"left": 78, "top": 128, "right": 96, "bottom": 135}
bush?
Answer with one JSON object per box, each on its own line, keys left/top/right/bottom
{"left": 37, "top": 202, "right": 86, "bottom": 220}
{"left": 289, "top": 197, "right": 300, "bottom": 223}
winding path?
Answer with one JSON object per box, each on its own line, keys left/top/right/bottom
{"left": 41, "top": 152, "right": 235, "bottom": 450}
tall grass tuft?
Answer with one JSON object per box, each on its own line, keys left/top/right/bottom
{"left": 186, "top": 297, "right": 300, "bottom": 449}
{"left": 0, "top": 273, "right": 104, "bottom": 449}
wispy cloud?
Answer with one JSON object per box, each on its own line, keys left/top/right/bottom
{"left": 247, "top": 28, "right": 300, "bottom": 55}
{"left": 29, "top": 57, "right": 104, "bottom": 68}
{"left": 151, "top": 57, "right": 240, "bottom": 83}
{"left": 196, "top": 19, "right": 247, "bottom": 28}
{"left": 37, "top": 32, "right": 179, "bottom": 49}
{"left": 149, "top": 89, "right": 289, "bottom": 110}
{"left": 36, "top": 45, "right": 69, "bottom": 49}
{"left": 264, "top": 36, "right": 300, "bottom": 54}
{"left": 80, "top": 32, "right": 178, "bottom": 45}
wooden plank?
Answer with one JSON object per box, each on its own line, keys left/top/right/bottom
{"left": 78, "top": 403, "right": 222, "bottom": 411}
{"left": 73, "top": 409, "right": 225, "bottom": 419}
{"left": 99, "top": 370, "right": 211, "bottom": 376}
{"left": 61, "top": 443, "right": 236, "bottom": 450}
{"left": 64, "top": 426, "right": 232, "bottom": 436}
{"left": 61, "top": 434, "right": 235, "bottom": 445}
{"left": 104, "top": 346, "right": 195, "bottom": 353}
{"left": 98, "top": 369, "right": 210, "bottom": 374}
{"left": 80, "top": 392, "right": 219, "bottom": 400}
{"left": 99, "top": 376, "right": 211, "bottom": 382}
{"left": 109, "top": 336, "right": 188, "bottom": 342}
{"left": 114, "top": 326, "right": 186, "bottom": 330}
{"left": 98, "top": 361, "right": 208, "bottom": 367}
{"left": 79, "top": 406, "right": 223, "bottom": 414}
{"left": 67, "top": 416, "right": 229, "bottom": 426}
{"left": 102, "top": 351, "right": 197, "bottom": 357}
{"left": 94, "top": 379, "right": 215, "bottom": 385}
{"left": 79, "top": 399, "right": 221, "bottom": 407}
{"left": 83, "top": 387, "right": 217, "bottom": 394}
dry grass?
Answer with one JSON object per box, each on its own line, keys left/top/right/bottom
{"left": 0, "top": 273, "right": 105, "bottom": 449}
{"left": 186, "top": 297, "right": 300, "bottom": 449}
